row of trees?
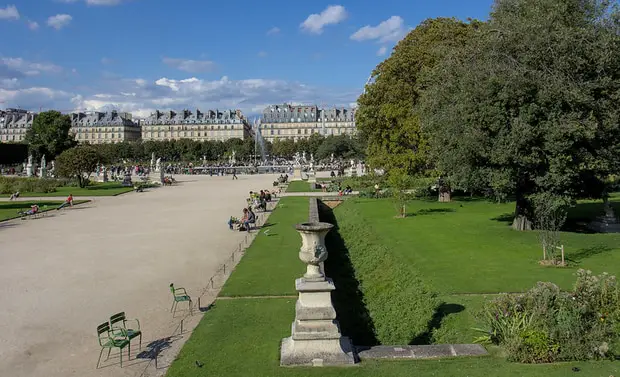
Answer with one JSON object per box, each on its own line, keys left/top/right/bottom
{"left": 357, "top": 0, "right": 620, "bottom": 230}
{"left": 19, "top": 110, "right": 365, "bottom": 164}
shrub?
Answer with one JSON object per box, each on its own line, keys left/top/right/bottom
{"left": 477, "top": 270, "right": 620, "bottom": 363}
{"left": 0, "top": 176, "right": 62, "bottom": 194}
{"left": 327, "top": 201, "right": 439, "bottom": 344}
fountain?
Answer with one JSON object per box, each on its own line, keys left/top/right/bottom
{"left": 255, "top": 118, "right": 267, "bottom": 163}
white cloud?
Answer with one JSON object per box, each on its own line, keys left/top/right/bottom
{"left": 47, "top": 14, "right": 72, "bottom": 30}
{"left": 351, "top": 16, "right": 407, "bottom": 43}
{"left": 0, "top": 57, "right": 63, "bottom": 77}
{"left": 0, "top": 5, "right": 19, "bottom": 20}
{"left": 300, "top": 5, "right": 347, "bottom": 34}
{"left": 1, "top": 78, "right": 19, "bottom": 89}
{"left": 1, "top": 76, "right": 360, "bottom": 117}
{"left": 266, "top": 26, "right": 280, "bottom": 36}
{"left": 257, "top": 51, "right": 268, "bottom": 58}
{"left": 27, "top": 20, "right": 39, "bottom": 30}
{"left": 377, "top": 46, "right": 387, "bottom": 56}
{"left": 163, "top": 57, "right": 216, "bottom": 73}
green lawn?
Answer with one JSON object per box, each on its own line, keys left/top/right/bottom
{"left": 0, "top": 200, "right": 89, "bottom": 221}
{"left": 285, "top": 180, "right": 321, "bottom": 192}
{"left": 19, "top": 182, "right": 134, "bottom": 197}
{"left": 168, "top": 195, "right": 620, "bottom": 377}
{"left": 219, "top": 197, "right": 309, "bottom": 297}
{"left": 338, "top": 197, "right": 620, "bottom": 294}
{"left": 167, "top": 298, "right": 619, "bottom": 377}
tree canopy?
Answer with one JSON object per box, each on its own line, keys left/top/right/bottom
{"left": 420, "top": 0, "right": 620, "bottom": 230}
{"left": 356, "top": 17, "right": 482, "bottom": 175}
{"left": 24, "top": 111, "right": 76, "bottom": 159}
{"left": 55, "top": 146, "right": 101, "bottom": 188}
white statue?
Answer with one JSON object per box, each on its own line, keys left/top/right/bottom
{"left": 231, "top": 150, "right": 236, "bottom": 164}
{"left": 40, "top": 155, "right": 47, "bottom": 178}
{"left": 350, "top": 159, "right": 355, "bottom": 168}
{"left": 26, "top": 155, "right": 34, "bottom": 177}
{"left": 330, "top": 153, "right": 334, "bottom": 163}
{"left": 150, "top": 152, "right": 156, "bottom": 169}
{"left": 51, "top": 161, "right": 55, "bottom": 171}
{"left": 293, "top": 152, "right": 301, "bottom": 166}
{"left": 310, "top": 153, "right": 314, "bottom": 163}
{"left": 302, "top": 151, "right": 306, "bottom": 163}
{"left": 156, "top": 157, "right": 161, "bottom": 172}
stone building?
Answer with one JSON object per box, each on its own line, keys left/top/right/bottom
{"left": 0, "top": 108, "right": 36, "bottom": 143}
{"left": 141, "top": 109, "right": 251, "bottom": 141}
{"left": 71, "top": 111, "right": 141, "bottom": 144}
{"left": 259, "top": 104, "right": 356, "bottom": 142}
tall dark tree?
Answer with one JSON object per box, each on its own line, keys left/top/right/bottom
{"left": 24, "top": 111, "right": 76, "bottom": 159}
{"left": 421, "top": 0, "right": 620, "bottom": 230}
{"left": 356, "top": 18, "right": 482, "bottom": 175}
{"left": 55, "top": 146, "right": 101, "bottom": 188}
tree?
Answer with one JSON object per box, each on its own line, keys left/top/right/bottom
{"left": 387, "top": 168, "right": 412, "bottom": 218}
{"left": 24, "top": 111, "right": 76, "bottom": 159}
{"left": 356, "top": 18, "right": 481, "bottom": 175}
{"left": 55, "top": 146, "right": 101, "bottom": 188}
{"left": 421, "top": 0, "right": 620, "bottom": 230}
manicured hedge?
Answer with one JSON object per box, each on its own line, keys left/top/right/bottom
{"left": 323, "top": 200, "right": 440, "bottom": 345}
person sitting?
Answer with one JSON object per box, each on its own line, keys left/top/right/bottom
{"left": 264, "top": 190, "right": 272, "bottom": 201}
{"left": 9, "top": 191, "right": 20, "bottom": 200}
{"left": 19, "top": 204, "right": 39, "bottom": 216}
{"left": 57, "top": 194, "right": 74, "bottom": 210}
{"left": 345, "top": 185, "right": 353, "bottom": 195}
{"left": 242, "top": 208, "right": 256, "bottom": 232}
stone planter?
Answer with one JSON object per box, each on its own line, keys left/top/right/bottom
{"left": 280, "top": 221, "right": 355, "bottom": 367}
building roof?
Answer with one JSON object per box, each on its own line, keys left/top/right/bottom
{"left": 1, "top": 109, "right": 36, "bottom": 128}
{"left": 71, "top": 110, "right": 136, "bottom": 127}
{"left": 143, "top": 109, "right": 245, "bottom": 125}
{"left": 261, "top": 104, "right": 355, "bottom": 123}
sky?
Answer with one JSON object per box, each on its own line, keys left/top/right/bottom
{"left": 0, "top": 0, "right": 495, "bottom": 117}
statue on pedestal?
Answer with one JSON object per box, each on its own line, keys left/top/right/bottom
{"left": 40, "top": 155, "right": 47, "bottom": 178}
{"left": 330, "top": 153, "right": 334, "bottom": 163}
{"left": 150, "top": 152, "right": 156, "bottom": 171}
{"left": 231, "top": 150, "right": 236, "bottom": 164}
{"left": 156, "top": 157, "right": 161, "bottom": 173}
{"left": 26, "top": 155, "right": 34, "bottom": 177}
{"left": 302, "top": 151, "right": 306, "bottom": 163}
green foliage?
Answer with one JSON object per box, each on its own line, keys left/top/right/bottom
{"left": 0, "top": 176, "right": 63, "bottom": 194}
{"left": 421, "top": 0, "right": 620, "bottom": 229}
{"left": 55, "top": 146, "right": 101, "bottom": 188}
{"left": 24, "top": 111, "right": 76, "bottom": 159}
{"left": 357, "top": 18, "right": 481, "bottom": 174}
{"left": 478, "top": 271, "right": 620, "bottom": 363}
{"left": 333, "top": 201, "right": 440, "bottom": 344}
{"left": 315, "top": 135, "right": 365, "bottom": 160}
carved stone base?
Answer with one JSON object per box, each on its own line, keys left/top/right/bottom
{"left": 280, "top": 336, "right": 355, "bottom": 367}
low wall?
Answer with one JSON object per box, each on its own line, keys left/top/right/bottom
{"left": 308, "top": 197, "right": 320, "bottom": 222}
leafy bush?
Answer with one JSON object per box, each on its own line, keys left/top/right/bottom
{"left": 329, "top": 201, "right": 439, "bottom": 344}
{"left": 477, "top": 270, "right": 620, "bottom": 363}
{"left": 0, "top": 176, "right": 63, "bottom": 194}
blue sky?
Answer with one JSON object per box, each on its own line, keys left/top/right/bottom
{"left": 0, "top": 0, "right": 494, "bottom": 117}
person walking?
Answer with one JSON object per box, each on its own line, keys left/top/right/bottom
{"left": 232, "top": 168, "right": 238, "bottom": 180}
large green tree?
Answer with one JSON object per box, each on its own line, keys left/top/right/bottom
{"left": 55, "top": 146, "right": 101, "bottom": 188}
{"left": 356, "top": 18, "right": 482, "bottom": 174}
{"left": 421, "top": 0, "right": 620, "bottom": 230}
{"left": 24, "top": 111, "right": 76, "bottom": 159}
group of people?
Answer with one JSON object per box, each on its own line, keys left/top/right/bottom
{"left": 15, "top": 194, "right": 73, "bottom": 218}
{"left": 228, "top": 207, "right": 256, "bottom": 232}
{"left": 247, "top": 190, "right": 273, "bottom": 212}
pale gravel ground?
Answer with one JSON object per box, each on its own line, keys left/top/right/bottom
{"left": 0, "top": 174, "right": 279, "bottom": 377}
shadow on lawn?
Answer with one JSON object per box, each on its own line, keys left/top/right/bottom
{"left": 319, "top": 201, "right": 379, "bottom": 346}
{"left": 566, "top": 245, "right": 613, "bottom": 265}
{"left": 406, "top": 208, "right": 456, "bottom": 217}
{"left": 410, "top": 303, "right": 465, "bottom": 345}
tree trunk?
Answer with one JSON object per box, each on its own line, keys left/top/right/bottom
{"left": 78, "top": 176, "right": 86, "bottom": 188}
{"left": 512, "top": 194, "right": 533, "bottom": 231}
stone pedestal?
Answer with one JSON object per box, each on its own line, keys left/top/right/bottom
{"left": 149, "top": 169, "right": 164, "bottom": 185}
{"left": 26, "top": 163, "right": 33, "bottom": 177}
{"left": 280, "top": 222, "right": 356, "bottom": 367}
{"left": 293, "top": 166, "right": 302, "bottom": 180}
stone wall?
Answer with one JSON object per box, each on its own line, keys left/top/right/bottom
{"left": 308, "top": 197, "right": 320, "bottom": 222}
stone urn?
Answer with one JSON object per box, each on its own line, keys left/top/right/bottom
{"left": 295, "top": 222, "right": 333, "bottom": 281}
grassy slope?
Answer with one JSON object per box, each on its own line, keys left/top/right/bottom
{"left": 0, "top": 200, "right": 88, "bottom": 221}
{"left": 166, "top": 298, "right": 619, "bottom": 377}
{"left": 342, "top": 198, "right": 620, "bottom": 293}
{"left": 19, "top": 182, "right": 133, "bottom": 197}
{"left": 285, "top": 181, "right": 320, "bottom": 192}
{"left": 219, "top": 197, "right": 308, "bottom": 297}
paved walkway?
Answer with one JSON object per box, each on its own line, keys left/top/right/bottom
{"left": 0, "top": 174, "right": 279, "bottom": 377}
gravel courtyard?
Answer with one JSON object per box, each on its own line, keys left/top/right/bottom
{"left": 0, "top": 174, "right": 279, "bottom": 377}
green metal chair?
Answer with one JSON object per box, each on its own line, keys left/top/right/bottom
{"left": 169, "top": 283, "right": 193, "bottom": 317}
{"left": 109, "top": 312, "right": 142, "bottom": 356}
{"left": 96, "top": 322, "right": 130, "bottom": 368}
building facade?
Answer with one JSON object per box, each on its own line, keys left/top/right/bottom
{"left": 259, "top": 104, "right": 356, "bottom": 142}
{"left": 71, "top": 111, "right": 141, "bottom": 144}
{"left": 141, "top": 109, "right": 251, "bottom": 141}
{"left": 0, "top": 109, "right": 36, "bottom": 143}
